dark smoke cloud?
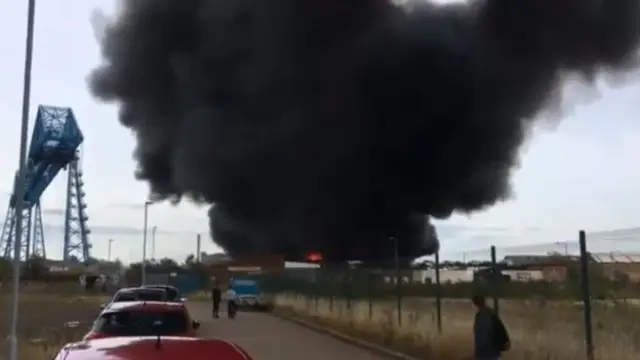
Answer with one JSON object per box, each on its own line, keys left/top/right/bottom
{"left": 89, "top": 0, "right": 640, "bottom": 263}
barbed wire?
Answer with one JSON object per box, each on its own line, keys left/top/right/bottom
{"left": 436, "top": 226, "right": 640, "bottom": 262}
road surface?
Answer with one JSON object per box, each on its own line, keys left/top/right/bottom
{"left": 187, "top": 302, "right": 392, "bottom": 360}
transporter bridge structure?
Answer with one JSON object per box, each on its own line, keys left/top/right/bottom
{"left": 0, "top": 105, "right": 92, "bottom": 263}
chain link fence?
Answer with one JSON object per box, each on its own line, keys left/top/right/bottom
{"left": 262, "top": 228, "right": 640, "bottom": 359}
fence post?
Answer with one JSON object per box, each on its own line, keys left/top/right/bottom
{"left": 490, "top": 245, "right": 500, "bottom": 315}
{"left": 367, "top": 269, "right": 373, "bottom": 320}
{"left": 345, "top": 266, "right": 351, "bottom": 310}
{"left": 396, "top": 277, "right": 402, "bottom": 326}
{"left": 395, "top": 250, "right": 403, "bottom": 327}
{"left": 314, "top": 268, "right": 319, "bottom": 311}
{"left": 328, "top": 267, "right": 334, "bottom": 312}
{"left": 434, "top": 251, "right": 442, "bottom": 334}
{"left": 578, "top": 230, "right": 595, "bottom": 360}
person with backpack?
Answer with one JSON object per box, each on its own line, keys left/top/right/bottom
{"left": 472, "top": 295, "right": 510, "bottom": 359}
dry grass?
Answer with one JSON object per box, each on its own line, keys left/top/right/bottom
{"left": 274, "top": 294, "right": 640, "bottom": 360}
{"left": 189, "top": 291, "right": 211, "bottom": 301}
{"left": 0, "top": 282, "right": 108, "bottom": 360}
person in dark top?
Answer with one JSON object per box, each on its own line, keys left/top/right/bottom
{"left": 472, "top": 295, "right": 510, "bottom": 360}
{"left": 211, "top": 284, "right": 222, "bottom": 318}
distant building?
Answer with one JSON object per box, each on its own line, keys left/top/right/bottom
{"left": 500, "top": 253, "right": 640, "bottom": 283}
{"left": 501, "top": 269, "right": 545, "bottom": 282}
{"left": 502, "top": 255, "right": 576, "bottom": 282}
{"left": 538, "top": 266, "right": 568, "bottom": 282}
{"left": 208, "top": 254, "right": 285, "bottom": 285}
{"left": 503, "top": 255, "right": 550, "bottom": 266}
{"left": 413, "top": 269, "right": 474, "bottom": 283}
{"left": 201, "top": 253, "right": 232, "bottom": 266}
{"left": 591, "top": 253, "right": 640, "bottom": 282}
{"left": 44, "top": 259, "right": 82, "bottom": 273}
{"left": 503, "top": 255, "right": 579, "bottom": 266}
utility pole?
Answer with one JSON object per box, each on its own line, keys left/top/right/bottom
{"left": 142, "top": 200, "right": 152, "bottom": 285}
{"left": 196, "top": 234, "right": 201, "bottom": 262}
{"left": 9, "top": 1, "right": 37, "bottom": 360}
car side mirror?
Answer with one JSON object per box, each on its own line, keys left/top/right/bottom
{"left": 192, "top": 320, "right": 200, "bottom": 330}
{"left": 99, "top": 304, "right": 106, "bottom": 309}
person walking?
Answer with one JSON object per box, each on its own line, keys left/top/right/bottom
{"left": 211, "top": 284, "right": 222, "bottom": 318}
{"left": 472, "top": 294, "right": 510, "bottom": 360}
{"left": 224, "top": 285, "right": 238, "bottom": 319}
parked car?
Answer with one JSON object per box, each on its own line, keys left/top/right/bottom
{"left": 235, "top": 294, "right": 274, "bottom": 312}
{"left": 54, "top": 336, "right": 253, "bottom": 360}
{"left": 100, "top": 287, "right": 168, "bottom": 310}
{"left": 85, "top": 301, "right": 200, "bottom": 340}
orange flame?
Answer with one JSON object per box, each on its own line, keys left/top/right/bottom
{"left": 306, "top": 252, "right": 323, "bottom": 262}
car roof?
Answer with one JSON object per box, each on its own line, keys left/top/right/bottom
{"left": 143, "top": 284, "right": 178, "bottom": 290}
{"left": 103, "top": 301, "right": 186, "bottom": 313}
{"left": 117, "top": 287, "right": 166, "bottom": 294}
{"left": 55, "top": 337, "right": 250, "bottom": 360}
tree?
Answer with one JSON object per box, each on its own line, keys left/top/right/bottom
{"left": 157, "top": 257, "right": 180, "bottom": 270}
{"left": 112, "top": 258, "right": 124, "bottom": 269}
{"left": 85, "top": 257, "right": 100, "bottom": 265}
{"left": 184, "top": 254, "right": 196, "bottom": 267}
{"left": 24, "top": 256, "right": 47, "bottom": 280}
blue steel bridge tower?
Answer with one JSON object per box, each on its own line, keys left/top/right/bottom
{"left": 0, "top": 105, "right": 92, "bottom": 262}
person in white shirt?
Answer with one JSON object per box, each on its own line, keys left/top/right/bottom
{"left": 224, "top": 286, "right": 238, "bottom": 317}
{"left": 224, "top": 287, "right": 237, "bottom": 301}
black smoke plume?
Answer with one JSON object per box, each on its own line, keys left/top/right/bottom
{"left": 89, "top": 0, "right": 640, "bottom": 264}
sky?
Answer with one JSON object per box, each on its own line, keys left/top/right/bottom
{"left": 0, "top": 0, "right": 639, "bottom": 264}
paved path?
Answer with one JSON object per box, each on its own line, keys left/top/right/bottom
{"left": 187, "top": 302, "right": 392, "bottom": 360}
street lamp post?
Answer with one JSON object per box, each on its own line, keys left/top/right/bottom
{"left": 142, "top": 201, "right": 152, "bottom": 285}
{"left": 107, "top": 239, "right": 114, "bottom": 261}
{"left": 151, "top": 226, "right": 157, "bottom": 260}
{"left": 8, "top": 1, "right": 37, "bottom": 360}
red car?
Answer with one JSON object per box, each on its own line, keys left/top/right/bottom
{"left": 53, "top": 336, "right": 252, "bottom": 360}
{"left": 85, "top": 301, "right": 200, "bottom": 340}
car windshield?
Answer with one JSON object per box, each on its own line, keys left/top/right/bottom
{"left": 113, "top": 289, "right": 166, "bottom": 302}
{"left": 92, "top": 310, "right": 188, "bottom": 336}
{"left": 112, "top": 292, "right": 136, "bottom": 302}
{"left": 146, "top": 286, "right": 179, "bottom": 301}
